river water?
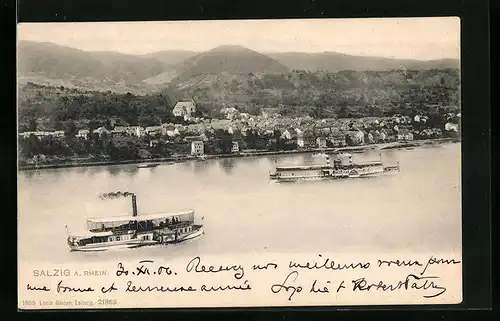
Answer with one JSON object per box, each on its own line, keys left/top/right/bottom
{"left": 18, "top": 143, "right": 461, "bottom": 264}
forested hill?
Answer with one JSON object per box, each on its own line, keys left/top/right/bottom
{"left": 265, "top": 52, "right": 459, "bottom": 72}
{"left": 175, "top": 68, "right": 460, "bottom": 117}
{"left": 18, "top": 68, "right": 460, "bottom": 131}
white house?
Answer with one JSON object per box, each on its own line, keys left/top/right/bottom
{"left": 347, "top": 130, "right": 365, "bottom": 145}
{"left": 111, "top": 126, "right": 128, "bottom": 135}
{"left": 167, "top": 128, "right": 180, "bottom": 137}
{"left": 191, "top": 141, "right": 204, "bottom": 156}
{"left": 145, "top": 126, "right": 165, "bottom": 136}
{"left": 76, "top": 129, "right": 90, "bottom": 139}
{"left": 445, "top": 122, "right": 459, "bottom": 132}
{"left": 93, "top": 127, "right": 110, "bottom": 137}
{"left": 231, "top": 141, "right": 240, "bottom": 153}
{"left": 295, "top": 129, "right": 304, "bottom": 148}
{"left": 280, "top": 129, "right": 292, "bottom": 140}
{"left": 367, "top": 132, "right": 374, "bottom": 144}
{"left": 126, "top": 126, "right": 145, "bottom": 137}
{"left": 316, "top": 137, "right": 327, "bottom": 148}
{"left": 173, "top": 100, "right": 196, "bottom": 118}
{"left": 20, "top": 131, "right": 64, "bottom": 139}
{"left": 397, "top": 129, "right": 414, "bottom": 141}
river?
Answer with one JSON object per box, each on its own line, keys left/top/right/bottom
{"left": 17, "top": 143, "right": 461, "bottom": 263}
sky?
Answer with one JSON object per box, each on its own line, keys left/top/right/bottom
{"left": 17, "top": 17, "right": 460, "bottom": 60}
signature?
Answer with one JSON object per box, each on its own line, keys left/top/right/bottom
{"left": 352, "top": 274, "right": 447, "bottom": 298}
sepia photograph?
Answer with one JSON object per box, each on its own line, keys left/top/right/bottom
{"left": 17, "top": 17, "right": 462, "bottom": 309}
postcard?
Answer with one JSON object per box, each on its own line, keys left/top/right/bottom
{"left": 17, "top": 17, "right": 462, "bottom": 310}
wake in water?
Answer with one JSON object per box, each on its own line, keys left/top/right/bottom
{"left": 99, "top": 191, "right": 135, "bottom": 200}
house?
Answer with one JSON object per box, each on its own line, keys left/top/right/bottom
{"left": 346, "top": 130, "right": 365, "bottom": 146}
{"left": 19, "top": 132, "right": 33, "bottom": 139}
{"left": 397, "top": 128, "right": 414, "bottom": 141}
{"left": 145, "top": 126, "right": 165, "bottom": 136}
{"left": 76, "top": 129, "right": 90, "bottom": 139}
{"left": 184, "top": 135, "right": 206, "bottom": 142}
{"left": 369, "top": 130, "right": 385, "bottom": 143}
{"left": 281, "top": 128, "right": 299, "bottom": 141}
{"left": 149, "top": 140, "right": 159, "bottom": 147}
{"left": 93, "top": 127, "right": 111, "bottom": 137}
{"left": 111, "top": 126, "right": 128, "bottom": 136}
{"left": 161, "top": 124, "right": 180, "bottom": 137}
{"left": 295, "top": 129, "right": 305, "bottom": 148}
{"left": 126, "top": 126, "right": 145, "bottom": 137}
{"left": 432, "top": 128, "right": 443, "bottom": 137}
{"left": 241, "top": 127, "right": 251, "bottom": 137}
{"left": 173, "top": 100, "right": 196, "bottom": 118}
{"left": 280, "top": 129, "right": 293, "bottom": 140}
{"left": 418, "top": 128, "right": 435, "bottom": 139}
{"left": 301, "top": 129, "right": 315, "bottom": 148}
{"left": 401, "top": 116, "right": 412, "bottom": 124}
{"left": 329, "top": 129, "right": 346, "bottom": 147}
{"left": 445, "top": 113, "right": 456, "bottom": 121}
{"left": 366, "top": 132, "right": 374, "bottom": 144}
{"left": 316, "top": 137, "right": 327, "bottom": 149}
{"left": 221, "top": 107, "right": 239, "bottom": 120}
{"left": 314, "top": 126, "right": 331, "bottom": 137}
{"left": 231, "top": 141, "right": 240, "bottom": 153}
{"left": 384, "top": 128, "right": 397, "bottom": 141}
{"left": 413, "top": 115, "right": 429, "bottom": 123}
{"left": 392, "top": 114, "right": 403, "bottom": 123}
{"left": 19, "top": 131, "right": 64, "bottom": 140}
{"left": 191, "top": 141, "right": 204, "bottom": 156}
{"left": 445, "top": 122, "right": 459, "bottom": 132}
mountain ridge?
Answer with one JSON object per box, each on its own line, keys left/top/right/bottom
{"left": 17, "top": 41, "right": 460, "bottom": 91}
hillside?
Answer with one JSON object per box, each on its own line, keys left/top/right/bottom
{"left": 18, "top": 41, "right": 109, "bottom": 78}
{"left": 175, "top": 69, "right": 460, "bottom": 118}
{"left": 17, "top": 41, "right": 171, "bottom": 92}
{"left": 144, "top": 45, "right": 290, "bottom": 85}
{"left": 88, "top": 51, "right": 173, "bottom": 82}
{"left": 266, "top": 52, "right": 460, "bottom": 72}
{"left": 18, "top": 69, "right": 461, "bottom": 130}
{"left": 142, "top": 50, "right": 199, "bottom": 66}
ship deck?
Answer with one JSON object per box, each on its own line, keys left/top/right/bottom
{"left": 275, "top": 161, "right": 383, "bottom": 171}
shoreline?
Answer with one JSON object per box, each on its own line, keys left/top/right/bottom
{"left": 18, "top": 137, "right": 460, "bottom": 171}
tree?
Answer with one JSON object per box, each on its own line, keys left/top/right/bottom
{"left": 63, "top": 121, "right": 78, "bottom": 137}
{"left": 213, "top": 129, "right": 232, "bottom": 154}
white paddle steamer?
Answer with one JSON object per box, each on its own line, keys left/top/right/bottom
{"left": 66, "top": 194, "right": 204, "bottom": 251}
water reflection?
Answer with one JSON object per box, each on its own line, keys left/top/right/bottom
{"left": 123, "top": 166, "right": 139, "bottom": 177}
{"left": 192, "top": 160, "right": 211, "bottom": 174}
{"left": 217, "top": 158, "right": 235, "bottom": 175}
{"left": 180, "top": 160, "right": 194, "bottom": 171}
{"left": 106, "top": 165, "right": 122, "bottom": 176}
{"left": 20, "top": 169, "right": 39, "bottom": 180}
{"left": 86, "top": 166, "right": 105, "bottom": 177}
{"left": 75, "top": 166, "right": 87, "bottom": 174}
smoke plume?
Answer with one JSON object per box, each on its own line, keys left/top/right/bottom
{"left": 99, "top": 191, "right": 135, "bottom": 200}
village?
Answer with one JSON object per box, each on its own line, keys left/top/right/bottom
{"left": 17, "top": 99, "right": 461, "bottom": 167}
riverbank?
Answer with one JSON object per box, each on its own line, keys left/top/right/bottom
{"left": 18, "top": 137, "right": 460, "bottom": 171}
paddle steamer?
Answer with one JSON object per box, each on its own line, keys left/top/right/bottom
{"left": 66, "top": 195, "right": 204, "bottom": 251}
{"left": 269, "top": 152, "right": 399, "bottom": 182}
